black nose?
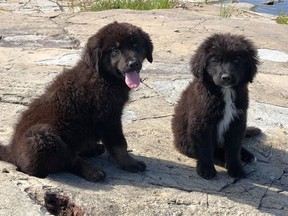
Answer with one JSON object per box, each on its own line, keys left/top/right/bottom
{"left": 127, "top": 59, "right": 141, "bottom": 70}
{"left": 221, "top": 74, "right": 231, "bottom": 81}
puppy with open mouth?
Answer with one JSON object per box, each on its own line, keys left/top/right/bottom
{"left": 0, "top": 22, "right": 153, "bottom": 182}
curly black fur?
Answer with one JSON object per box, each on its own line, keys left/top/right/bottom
{"left": 172, "top": 33, "right": 259, "bottom": 179}
{"left": 0, "top": 22, "right": 153, "bottom": 182}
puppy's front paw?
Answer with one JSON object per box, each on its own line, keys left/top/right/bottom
{"left": 227, "top": 165, "right": 246, "bottom": 179}
{"left": 121, "top": 160, "right": 146, "bottom": 173}
{"left": 196, "top": 162, "right": 217, "bottom": 180}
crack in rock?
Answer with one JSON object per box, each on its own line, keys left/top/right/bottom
{"left": 0, "top": 34, "right": 80, "bottom": 49}
{"left": 153, "top": 79, "right": 190, "bottom": 105}
{"left": 167, "top": 199, "right": 193, "bottom": 206}
{"left": 257, "top": 170, "right": 286, "bottom": 210}
{"left": 0, "top": 93, "right": 30, "bottom": 106}
{"left": 147, "top": 182, "right": 194, "bottom": 193}
{"left": 136, "top": 114, "right": 173, "bottom": 121}
{"left": 217, "top": 178, "right": 240, "bottom": 192}
{"left": 0, "top": 99, "right": 29, "bottom": 106}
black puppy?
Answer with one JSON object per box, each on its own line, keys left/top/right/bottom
{"left": 0, "top": 22, "right": 153, "bottom": 182}
{"left": 172, "top": 33, "right": 259, "bottom": 179}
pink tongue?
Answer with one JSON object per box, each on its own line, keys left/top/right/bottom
{"left": 125, "top": 71, "right": 140, "bottom": 89}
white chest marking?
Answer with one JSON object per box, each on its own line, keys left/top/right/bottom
{"left": 217, "top": 88, "right": 239, "bottom": 144}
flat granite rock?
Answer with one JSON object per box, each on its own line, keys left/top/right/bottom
{"left": 0, "top": 1, "right": 288, "bottom": 215}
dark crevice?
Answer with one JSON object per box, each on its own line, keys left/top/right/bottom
{"left": 140, "top": 78, "right": 153, "bottom": 90}
{"left": 0, "top": 99, "right": 28, "bottom": 106}
{"left": 167, "top": 200, "right": 192, "bottom": 206}
{"left": 136, "top": 114, "right": 173, "bottom": 121}
{"left": 44, "top": 192, "right": 86, "bottom": 216}
{"left": 47, "top": 13, "right": 80, "bottom": 50}
{"left": 24, "top": 187, "right": 87, "bottom": 216}
{"left": 147, "top": 182, "right": 194, "bottom": 193}
{"left": 258, "top": 170, "right": 286, "bottom": 209}
{"left": 217, "top": 178, "right": 239, "bottom": 192}
{"left": 50, "top": 0, "right": 65, "bottom": 12}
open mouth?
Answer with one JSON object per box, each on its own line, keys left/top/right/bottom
{"left": 125, "top": 71, "right": 140, "bottom": 89}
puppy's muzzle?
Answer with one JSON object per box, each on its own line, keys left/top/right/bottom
{"left": 221, "top": 74, "right": 231, "bottom": 82}
{"left": 220, "top": 73, "right": 236, "bottom": 87}
{"left": 127, "top": 58, "right": 142, "bottom": 71}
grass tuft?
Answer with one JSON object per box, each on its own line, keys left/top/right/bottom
{"left": 219, "top": 0, "right": 235, "bottom": 18}
{"left": 276, "top": 13, "right": 288, "bottom": 24}
{"left": 68, "top": 0, "right": 178, "bottom": 11}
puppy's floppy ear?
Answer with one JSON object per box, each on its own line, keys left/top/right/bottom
{"left": 237, "top": 36, "right": 259, "bottom": 83}
{"left": 139, "top": 29, "right": 153, "bottom": 63}
{"left": 84, "top": 47, "right": 102, "bottom": 72}
{"left": 246, "top": 49, "right": 259, "bottom": 83}
{"left": 83, "top": 36, "right": 103, "bottom": 72}
{"left": 190, "top": 50, "right": 207, "bottom": 81}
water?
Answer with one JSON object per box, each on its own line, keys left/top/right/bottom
{"left": 239, "top": 0, "right": 288, "bottom": 15}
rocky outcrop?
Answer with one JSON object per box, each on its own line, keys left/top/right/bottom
{"left": 0, "top": 1, "right": 287, "bottom": 215}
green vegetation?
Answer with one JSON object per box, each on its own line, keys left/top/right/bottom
{"left": 68, "top": 0, "right": 178, "bottom": 11}
{"left": 219, "top": 0, "right": 236, "bottom": 18}
{"left": 276, "top": 13, "right": 288, "bottom": 24}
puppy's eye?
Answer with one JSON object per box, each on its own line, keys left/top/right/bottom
{"left": 133, "top": 43, "right": 138, "bottom": 47}
{"left": 233, "top": 56, "right": 242, "bottom": 64}
{"left": 111, "top": 48, "right": 120, "bottom": 57}
{"left": 213, "top": 57, "right": 221, "bottom": 63}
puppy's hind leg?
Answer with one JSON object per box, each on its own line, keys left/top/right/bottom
{"left": 18, "top": 124, "right": 105, "bottom": 182}
{"left": 16, "top": 124, "right": 73, "bottom": 178}
{"left": 172, "top": 128, "right": 197, "bottom": 159}
{"left": 173, "top": 119, "right": 216, "bottom": 179}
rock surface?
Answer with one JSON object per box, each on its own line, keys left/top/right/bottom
{"left": 0, "top": 1, "right": 288, "bottom": 215}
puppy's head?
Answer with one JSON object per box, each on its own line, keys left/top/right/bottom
{"left": 83, "top": 22, "right": 153, "bottom": 89}
{"left": 190, "top": 33, "right": 259, "bottom": 87}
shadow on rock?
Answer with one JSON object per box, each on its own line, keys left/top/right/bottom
{"left": 42, "top": 131, "right": 288, "bottom": 215}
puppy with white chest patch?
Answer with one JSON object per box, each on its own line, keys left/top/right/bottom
{"left": 172, "top": 33, "right": 259, "bottom": 179}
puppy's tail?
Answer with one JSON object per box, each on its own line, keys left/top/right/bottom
{"left": 0, "top": 142, "right": 13, "bottom": 163}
